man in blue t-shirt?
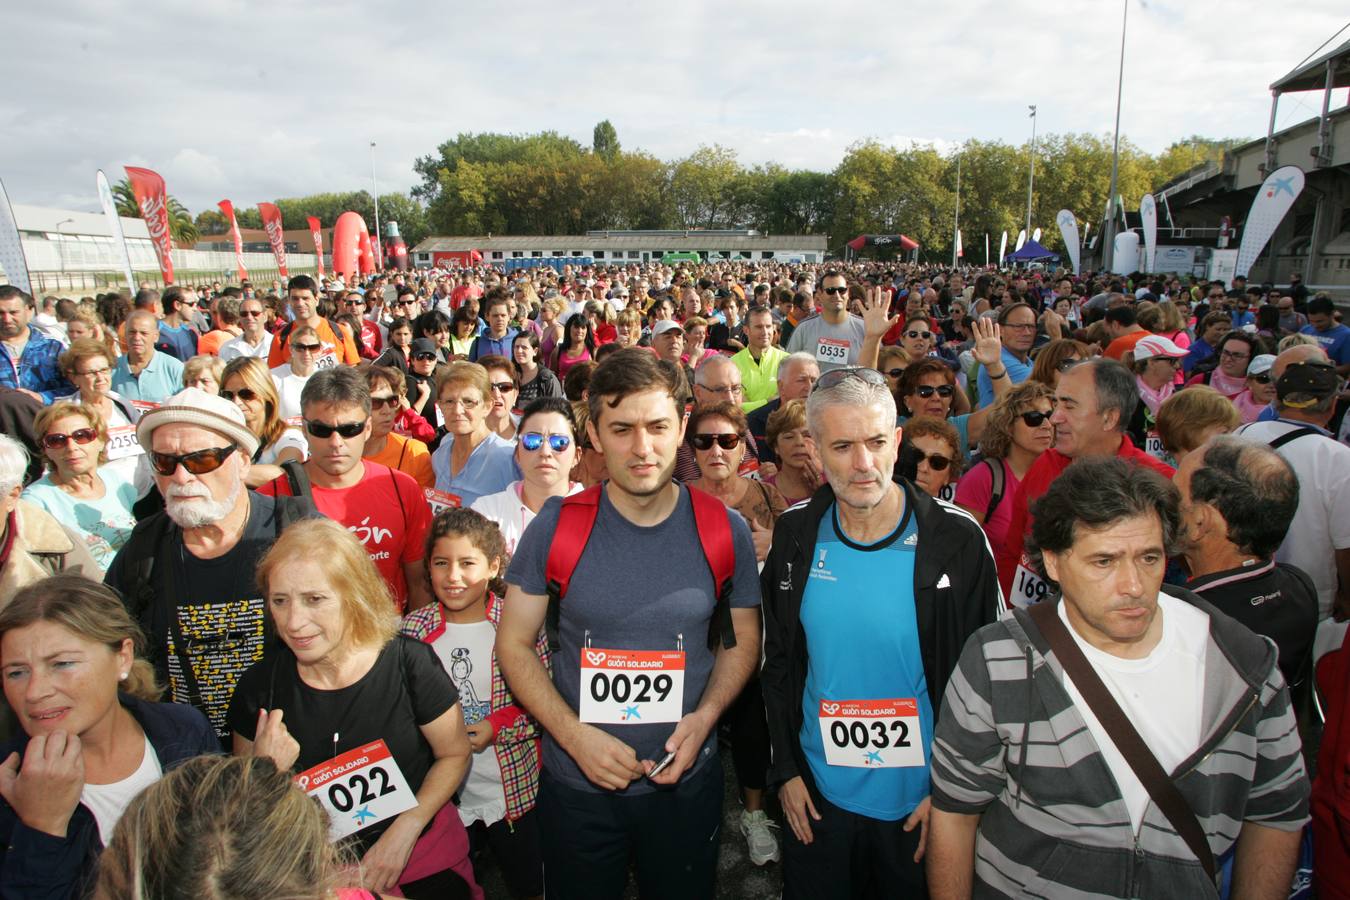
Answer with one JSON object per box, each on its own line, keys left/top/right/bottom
{"left": 1301, "top": 294, "right": 1350, "bottom": 377}
{"left": 498, "top": 348, "right": 761, "bottom": 900}
{"left": 156, "top": 285, "right": 200, "bottom": 361}
{"left": 761, "top": 366, "right": 1001, "bottom": 898}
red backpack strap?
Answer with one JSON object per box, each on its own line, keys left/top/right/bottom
{"left": 543, "top": 484, "right": 603, "bottom": 651}
{"left": 687, "top": 485, "right": 738, "bottom": 651}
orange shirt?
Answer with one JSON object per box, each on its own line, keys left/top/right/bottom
{"left": 1104, "top": 329, "right": 1149, "bottom": 361}
{"left": 197, "top": 329, "right": 235, "bottom": 356}
{"left": 364, "top": 432, "right": 435, "bottom": 489}
{"left": 267, "top": 318, "right": 359, "bottom": 369}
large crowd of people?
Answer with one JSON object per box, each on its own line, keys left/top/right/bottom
{"left": 0, "top": 257, "right": 1346, "bottom": 898}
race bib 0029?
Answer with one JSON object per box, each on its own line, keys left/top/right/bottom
{"left": 818, "top": 698, "right": 924, "bottom": 768}
{"left": 294, "top": 739, "right": 418, "bottom": 841}
{"left": 814, "top": 337, "right": 850, "bottom": 366}
{"left": 579, "top": 649, "right": 685, "bottom": 724}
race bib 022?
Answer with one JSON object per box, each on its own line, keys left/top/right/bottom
{"left": 294, "top": 739, "right": 418, "bottom": 841}
{"left": 818, "top": 698, "right": 924, "bottom": 768}
{"left": 579, "top": 649, "right": 685, "bottom": 725}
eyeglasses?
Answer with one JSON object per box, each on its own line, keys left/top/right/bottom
{"left": 293, "top": 343, "right": 321, "bottom": 353}
{"left": 42, "top": 428, "right": 98, "bottom": 450}
{"left": 304, "top": 419, "right": 367, "bottom": 439}
{"left": 1219, "top": 350, "right": 1250, "bottom": 362}
{"left": 823, "top": 286, "right": 849, "bottom": 295}
{"left": 1018, "top": 410, "right": 1053, "bottom": 427}
{"left": 490, "top": 381, "right": 517, "bottom": 394}
{"left": 904, "top": 330, "right": 932, "bottom": 340}
{"left": 913, "top": 384, "right": 954, "bottom": 399}
{"left": 149, "top": 444, "right": 238, "bottom": 476}
{"left": 220, "top": 388, "right": 258, "bottom": 403}
{"left": 691, "top": 433, "right": 742, "bottom": 451}
{"left": 1149, "top": 357, "right": 1181, "bottom": 367}
{"left": 1056, "top": 357, "right": 1082, "bottom": 372}
{"left": 699, "top": 383, "right": 743, "bottom": 396}
{"left": 412, "top": 352, "right": 438, "bottom": 362}
{"left": 520, "top": 432, "right": 571, "bottom": 452}
{"left": 239, "top": 309, "right": 264, "bottom": 317}
{"left": 812, "top": 367, "right": 887, "bottom": 393}
{"left": 912, "top": 450, "right": 954, "bottom": 471}
{"left": 370, "top": 395, "right": 399, "bottom": 410}
{"left": 75, "top": 366, "right": 111, "bottom": 378}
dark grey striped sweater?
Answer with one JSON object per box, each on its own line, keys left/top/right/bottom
{"left": 931, "top": 592, "right": 1309, "bottom": 899}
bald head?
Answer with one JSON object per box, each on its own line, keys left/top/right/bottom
{"left": 1272, "top": 344, "right": 1329, "bottom": 379}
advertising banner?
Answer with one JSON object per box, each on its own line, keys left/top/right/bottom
{"left": 97, "top": 170, "right": 137, "bottom": 288}
{"left": 0, "top": 179, "right": 32, "bottom": 294}
{"left": 218, "top": 200, "right": 247, "bottom": 283}
{"left": 1056, "top": 209, "right": 1080, "bottom": 274}
{"left": 1235, "top": 166, "right": 1305, "bottom": 279}
{"left": 1140, "top": 194, "right": 1158, "bottom": 273}
{"left": 257, "top": 202, "right": 289, "bottom": 277}
{"left": 308, "top": 216, "right": 325, "bottom": 278}
{"left": 124, "top": 166, "right": 174, "bottom": 284}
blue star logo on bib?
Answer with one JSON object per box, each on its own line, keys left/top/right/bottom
{"left": 864, "top": 750, "right": 883, "bottom": 766}
{"left": 622, "top": 705, "right": 641, "bottom": 720}
{"left": 353, "top": 806, "right": 377, "bottom": 826}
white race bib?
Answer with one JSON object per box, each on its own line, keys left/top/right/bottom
{"left": 105, "top": 424, "right": 144, "bottom": 460}
{"left": 1145, "top": 432, "right": 1168, "bottom": 462}
{"left": 1011, "top": 557, "right": 1052, "bottom": 609}
{"left": 814, "top": 337, "right": 851, "bottom": 367}
{"left": 818, "top": 698, "right": 924, "bottom": 768}
{"left": 294, "top": 739, "right": 418, "bottom": 841}
{"left": 314, "top": 351, "right": 339, "bottom": 370}
{"left": 579, "top": 649, "right": 685, "bottom": 724}
{"left": 129, "top": 400, "right": 160, "bottom": 413}
{"left": 424, "top": 488, "right": 461, "bottom": 516}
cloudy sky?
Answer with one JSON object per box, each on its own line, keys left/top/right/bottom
{"left": 5, "top": 0, "right": 1347, "bottom": 216}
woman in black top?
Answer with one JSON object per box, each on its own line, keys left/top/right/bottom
{"left": 229, "top": 519, "right": 474, "bottom": 899}
{"left": 513, "top": 331, "right": 562, "bottom": 406}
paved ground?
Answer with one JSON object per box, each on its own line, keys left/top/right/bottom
{"left": 474, "top": 750, "right": 785, "bottom": 898}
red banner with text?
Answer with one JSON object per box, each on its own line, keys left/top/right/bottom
{"left": 217, "top": 199, "right": 247, "bottom": 283}
{"left": 124, "top": 166, "right": 174, "bottom": 284}
{"left": 308, "top": 216, "right": 325, "bottom": 278}
{"left": 257, "top": 202, "right": 289, "bottom": 277}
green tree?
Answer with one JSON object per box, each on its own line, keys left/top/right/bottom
{"left": 669, "top": 145, "right": 744, "bottom": 229}
{"left": 593, "top": 120, "right": 620, "bottom": 162}
{"left": 194, "top": 209, "right": 227, "bottom": 235}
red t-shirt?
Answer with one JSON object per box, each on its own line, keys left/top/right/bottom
{"left": 258, "top": 460, "right": 430, "bottom": 611}
{"left": 995, "top": 436, "right": 1175, "bottom": 606}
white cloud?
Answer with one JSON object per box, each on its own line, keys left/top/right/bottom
{"left": 4, "top": 0, "right": 1346, "bottom": 214}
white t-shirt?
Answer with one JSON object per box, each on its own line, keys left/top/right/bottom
{"left": 219, "top": 331, "right": 274, "bottom": 361}
{"left": 256, "top": 427, "right": 308, "bottom": 465}
{"left": 432, "top": 619, "right": 506, "bottom": 826}
{"left": 80, "top": 736, "right": 162, "bottom": 845}
{"left": 269, "top": 365, "right": 312, "bottom": 420}
{"left": 1058, "top": 592, "right": 1209, "bottom": 833}
{"left": 470, "top": 481, "right": 583, "bottom": 558}
{"left": 1236, "top": 419, "right": 1350, "bottom": 619}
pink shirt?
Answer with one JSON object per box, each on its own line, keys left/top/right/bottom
{"left": 954, "top": 458, "right": 1024, "bottom": 562}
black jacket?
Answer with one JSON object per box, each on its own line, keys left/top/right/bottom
{"left": 0, "top": 694, "right": 218, "bottom": 900}
{"left": 760, "top": 479, "right": 1002, "bottom": 802}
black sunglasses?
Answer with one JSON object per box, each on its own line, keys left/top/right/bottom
{"left": 1056, "top": 357, "right": 1082, "bottom": 372}
{"left": 812, "top": 367, "right": 887, "bottom": 393}
{"left": 691, "top": 433, "right": 741, "bottom": 451}
{"left": 412, "top": 352, "right": 438, "bottom": 362}
{"left": 913, "top": 450, "right": 954, "bottom": 471}
{"left": 913, "top": 384, "right": 954, "bottom": 399}
{"left": 304, "top": 419, "right": 367, "bottom": 439}
{"left": 490, "top": 381, "right": 517, "bottom": 394}
{"left": 885, "top": 367, "right": 906, "bottom": 378}
{"left": 905, "top": 330, "right": 932, "bottom": 340}
{"left": 1250, "top": 373, "right": 1272, "bottom": 385}
{"left": 370, "top": 396, "right": 399, "bottom": 410}
{"left": 1019, "top": 410, "right": 1053, "bottom": 427}
{"left": 292, "top": 343, "right": 322, "bottom": 353}
{"left": 150, "top": 444, "right": 238, "bottom": 476}
{"left": 221, "top": 388, "right": 259, "bottom": 403}
{"left": 823, "top": 286, "right": 849, "bottom": 295}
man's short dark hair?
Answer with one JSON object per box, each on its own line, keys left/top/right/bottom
{"left": 996, "top": 302, "right": 1035, "bottom": 325}
{"left": 1190, "top": 437, "right": 1299, "bottom": 558}
{"left": 820, "top": 269, "right": 846, "bottom": 286}
{"left": 287, "top": 275, "right": 319, "bottom": 296}
{"left": 132, "top": 287, "right": 160, "bottom": 311}
{"left": 1104, "top": 306, "right": 1137, "bottom": 327}
{"left": 1308, "top": 294, "right": 1336, "bottom": 317}
{"left": 161, "top": 285, "right": 189, "bottom": 312}
{"left": 0, "top": 285, "right": 35, "bottom": 309}
{"left": 300, "top": 366, "right": 371, "bottom": 417}
{"left": 587, "top": 347, "right": 683, "bottom": 426}
{"left": 746, "top": 305, "right": 774, "bottom": 325}
{"left": 1027, "top": 457, "right": 1180, "bottom": 582}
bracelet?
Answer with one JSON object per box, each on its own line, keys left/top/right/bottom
{"left": 989, "top": 368, "right": 1008, "bottom": 380}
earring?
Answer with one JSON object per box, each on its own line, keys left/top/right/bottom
{"left": 119, "top": 672, "right": 129, "bottom": 681}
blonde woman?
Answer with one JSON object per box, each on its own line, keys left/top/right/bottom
{"left": 182, "top": 354, "right": 225, "bottom": 394}
{"left": 221, "top": 357, "right": 307, "bottom": 488}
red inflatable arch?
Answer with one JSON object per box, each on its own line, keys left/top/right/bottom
{"left": 331, "top": 211, "right": 376, "bottom": 280}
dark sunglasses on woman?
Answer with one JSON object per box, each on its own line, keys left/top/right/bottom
{"left": 1019, "top": 410, "right": 1053, "bottom": 427}
{"left": 691, "top": 433, "right": 742, "bottom": 451}
{"left": 913, "top": 384, "right": 954, "bottom": 399}
{"left": 42, "top": 428, "right": 98, "bottom": 450}
{"left": 220, "top": 388, "right": 258, "bottom": 403}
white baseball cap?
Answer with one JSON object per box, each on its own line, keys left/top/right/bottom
{"left": 1133, "top": 335, "right": 1187, "bottom": 361}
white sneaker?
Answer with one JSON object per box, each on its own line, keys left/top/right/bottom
{"left": 740, "top": 808, "right": 781, "bottom": 866}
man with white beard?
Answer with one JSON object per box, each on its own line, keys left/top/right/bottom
{"left": 104, "top": 388, "right": 314, "bottom": 745}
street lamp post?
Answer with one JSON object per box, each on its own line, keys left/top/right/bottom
{"left": 370, "top": 141, "right": 382, "bottom": 272}
{"left": 1025, "top": 106, "right": 1037, "bottom": 238}
{"left": 1103, "top": 0, "right": 1129, "bottom": 273}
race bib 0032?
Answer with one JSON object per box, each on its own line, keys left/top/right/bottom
{"left": 579, "top": 649, "right": 685, "bottom": 724}
{"left": 818, "top": 698, "right": 924, "bottom": 768}
{"left": 294, "top": 739, "right": 418, "bottom": 841}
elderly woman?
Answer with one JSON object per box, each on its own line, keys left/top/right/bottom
{"left": 682, "top": 316, "right": 718, "bottom": 367}
{"left": 0, "top": 575, "right": 217, "bottom": 897}
{"left": 182, "top": 355, "right": 225, "bottom": 395}
{"left": 431, "top": 363, "right": 519, "bottom": 507}
{"left": 1155, "top": 387, "right": 1240, "bottom": 467}
{"left": 58, "top": 339, "right": 145, "bottom": 486}
{"left": 954, "top": 381, "right": 1055, "bottom": 559}
{"left": 21, "top": 402, "right": 137, "bottom": 572}
{"left": 688, "top": 401, "right": 786, "bottom": 563}
{"left": 1131, "top": 335, "right": 1187, "bottom": 418}
{"left": 476, "top": 354, "right": 520, "bottom": 441}
{"left": 471, "top": 397, "right": 581, "bottom": 556}
{"left": 0, "top": 435, "right": 99, "bottom": 597}
{"left": 220, "top": 358, "right": 307, "bottom": 488}
{"left": 229, "top": 519, "right": 475, "bottom": 899}
{"left": 901, "top": 416, "right": 964, "bottom": 500}
{"left": 764, "top": 399, "right": 820, "bottom": 506}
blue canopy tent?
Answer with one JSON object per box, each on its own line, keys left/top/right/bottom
{"left": 1004, "top": 239, "right": 1060, "bottom": 263}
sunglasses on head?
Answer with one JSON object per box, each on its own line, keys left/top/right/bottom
{"left": 913, "top": 384, "right": 954, "bottom": 399}
{"left": 913, "top": 450, "right": 954, "bottom": 471}
{"left": 42, "top": 428, "right": 98, "bottom": 450}
{"left": 691, "top": 432, "right": 741, "bottom": 451}
{"left": 812, "top": 367, "right": 887, "bottom": 393}
{"left": 149, "top": 444, "right": 238, "bottom": 476}
{"left": 1019, "top": 410, "right": 1053, "bottom": 427}
{"left": 220, "top": 388, "right": 258, "bottom": 403}
{"left": 520, "top": 432, "right": 572, "bottom": 453}
{"left": 304, "top": 419, "right": 367, "bottom": 439}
